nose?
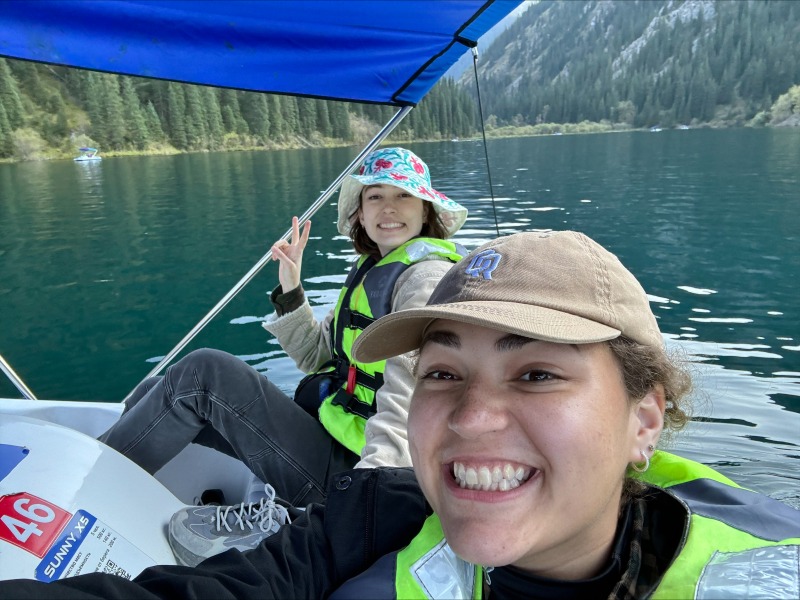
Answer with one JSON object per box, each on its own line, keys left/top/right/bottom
{"left": 448, "top": 378, "right": 509, "bottom": 439}
{"left": 381, "top": 198, "right": 398, "bottom": 212}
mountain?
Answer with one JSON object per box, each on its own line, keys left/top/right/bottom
{"left": 468, "top": 0, "right": 800, "bottom": 128}
{"left": 2, "top": 1, "right": 799, "bottom": 161}
{"left": 445, "top": 1, "right": 535, "bottom": 80}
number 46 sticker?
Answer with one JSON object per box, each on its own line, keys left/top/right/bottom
{"left": 0, "top": 493, "right": 72, "bottom": 557}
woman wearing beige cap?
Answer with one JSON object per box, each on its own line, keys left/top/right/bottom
{"left": 345, "top": 231, "right": 800, "bottom": 599}
{"left": 7, "top": 232, "right": 798, "bottom": 599}
{"left": 96, "top": 147, "right": 468, "bottom": 566}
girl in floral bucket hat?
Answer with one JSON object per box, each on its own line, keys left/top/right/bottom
{"left": 338, "top": 147, "right": 468, "bottom": 242}
{"left": 96, "top": 146, "right": 469, "bottom": 567}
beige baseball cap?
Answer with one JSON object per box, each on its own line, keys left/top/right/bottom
{"left": 352, "top": 231, "right": 663, "bottom": 363}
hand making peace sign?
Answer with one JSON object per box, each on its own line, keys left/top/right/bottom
{"left": 271, "top": 216, "right": 311, "bottom": 292}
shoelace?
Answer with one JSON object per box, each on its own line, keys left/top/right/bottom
{"left": 212, "top": 484, "right": 292, "bottom": 533}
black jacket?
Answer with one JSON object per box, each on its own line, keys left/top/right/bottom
{"left": 1, "top": 468, "right": 430, "bottom": 600}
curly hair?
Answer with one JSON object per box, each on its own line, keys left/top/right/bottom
{"left": 608, "top": 336, "right": 693, "bottom": 501}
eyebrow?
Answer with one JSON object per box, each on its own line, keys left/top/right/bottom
{"left": 495, "top": 333, "right": 536, "bottom": 352}
{"left": 420, "top": 330, "right": 460, "bottom": 350}
{"left": 420, "top": 330, "right": 535, "bottom": 352}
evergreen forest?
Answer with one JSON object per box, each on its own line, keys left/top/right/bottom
{"left": 476, "top": 0, "right": 800, "bottom": 130}
{"left": 1, "top": 0, "right": 799, "bottom": 162}
{"left": 0, "top": 58, "right": 477, "bottom": 161}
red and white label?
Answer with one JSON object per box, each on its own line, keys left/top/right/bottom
{"left": 0, "top": 492, "right": 72, "bottom": 557}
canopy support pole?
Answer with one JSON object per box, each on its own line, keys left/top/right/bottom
{"left": 132, "top": 105, "right": 414, "bottom": 398}
{"left": 0, "top": 354, "right": 38, "bottom": 400}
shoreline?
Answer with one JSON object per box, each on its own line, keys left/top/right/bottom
{"left": 1, "top": 121, "right": 794, "bottom": 164}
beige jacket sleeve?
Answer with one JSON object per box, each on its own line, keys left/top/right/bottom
{"left": 355, "top": 257, "right": 454, "bottom": 469}
{"left": 262, "top": 256, "right": 455, "bottom": 469}
{"left": 261, "top": 297, "right": 334, "bottom": 374}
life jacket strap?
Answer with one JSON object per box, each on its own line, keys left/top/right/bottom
{"left": 338, "top": 307, "right": 376, "bottom": 331}
{"left": 329, "top": 358, "right": 382, "bottom": 390}
{"left": 329, "top": 386, "right": 377, "bottom": 419}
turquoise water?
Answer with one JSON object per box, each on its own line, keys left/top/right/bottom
{"left": 1, "top": 128, "right": 798, "bottom": 503}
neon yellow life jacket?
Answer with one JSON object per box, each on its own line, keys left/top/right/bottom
{"left": 331, "top": 452, "right": 800, "bottom": 599}
{"left": 316, "top": 238, "right": 466, "bottom": 455}
{"left": 638, "top": 451, "right": 800, "bottom": 599}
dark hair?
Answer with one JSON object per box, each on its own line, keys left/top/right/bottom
{"left": 608, "top": 336, "right": 693, "bottom": 502}
{"left": 608, "top": 336, "right": 692, "bottom": 434}
{"left": 348, "top": 198, "right": 449, "bottom": 258}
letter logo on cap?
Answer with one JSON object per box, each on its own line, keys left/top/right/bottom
{"left": 465, "top": 249, "right": 501, "bottom": 280}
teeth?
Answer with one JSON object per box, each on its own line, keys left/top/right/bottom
{"left": 478, "top": 467, "right": 492, "bottom": 489}
{"left": 452, "top": 462, "right": 532, "bottom": 492}
{"left": 378, "top": 222, "right": 403, "bottom": 229}
{"left": 492, "top": 466, "right": 502, "bottom": 483}
{"left": 465, "top": 469, "right": 478, "bottom": 486}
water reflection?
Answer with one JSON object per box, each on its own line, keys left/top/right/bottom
{"left": 2, "top": 129, "right": 799, "bottom": 504}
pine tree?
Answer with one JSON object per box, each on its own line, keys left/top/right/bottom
{"left": 0, "top": 102, "right": 13, "bottom": 157}
{"left": 329, "top": 102, "right": 350, "bottom": 139}
{"left": 241, "top": 92, "right": 270, "bottom": 143}
{"left": 120, "top": 77, "right": 149, "bottom": 149}
{"left": 101, "top": 74, "right": 126, "bottom": 149}
{"left": 282, "top": 96, "right": 300, "bottom": 137}
{"left": 219, "top": 90, "right": 236, "bottom": 132}
{"left": 298, "top": 97, "right": 317, "bottom": 139}
{"left": 184, "top": 84, "right": 208, "bottom": 149}
{"left": 201, "top": 87, "right": 224, "bottom": 149}
{"left": 0, "top": 58, "right": 25, "bottom": 128}
{"left": 316, "top": 99, "right": 332, "bottom": 137}
{"left": 145, "top": 101, "right": 166, "bottom": 143}
{"left": 268, "top": 95, "right": 285, "bottom": 138}
{"left": 166, "top": 82, "right": 188, "bottom": 149}
{"left": 84, "top": 73, "right": 107, "bottom": 144}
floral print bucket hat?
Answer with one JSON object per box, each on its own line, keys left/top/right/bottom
{"left": 337, "top": 147, "right": 468, "bottom": 238}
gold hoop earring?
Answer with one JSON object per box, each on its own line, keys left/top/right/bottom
{"left": 630, "top": 449, "right": 650, "bottom": 473}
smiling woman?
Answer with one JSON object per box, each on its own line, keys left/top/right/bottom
{"left": 347, "top": 231, "right": 800, "bottom": 599}
{"left": 91, "top": 146, "right": 470, "bottom": 567}
{"left": 410, "top": 326, "right": 657, "bottom": 578}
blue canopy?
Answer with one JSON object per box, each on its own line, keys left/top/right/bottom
{"left": 0, "top": 0, "right": 521, "bottom": 106}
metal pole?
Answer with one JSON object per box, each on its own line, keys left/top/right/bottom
{"left": 0, "top": 354, "right": 38, "bottom": 400}
{"left": 135, "top": 105, "right": 415, "bottom": 393}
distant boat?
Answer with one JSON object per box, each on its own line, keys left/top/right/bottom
{"left": 74, "top": 147, "right": 102, "bottom": 161}
{"left": 650, "top": 126, "right": 663, "bottom": 133}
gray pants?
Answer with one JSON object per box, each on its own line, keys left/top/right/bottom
{"left": 98, "top": 348, "right": 357, "bottom": 505}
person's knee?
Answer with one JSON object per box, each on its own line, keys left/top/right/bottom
{"left": 122, "top": 376, "right": 162, "bottom": 412}
{"left": 182, "top": 348, "right": 234, "bottom": 369}
{"left": 173, "top": 348, "right": 270, "bottom": 401}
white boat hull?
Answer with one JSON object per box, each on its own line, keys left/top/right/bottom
{"left": 0, "top": 399, "right": 257, "bottom": 582}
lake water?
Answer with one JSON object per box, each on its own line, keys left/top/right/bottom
{"left": 1, "top": 128, "right": 799, "bottom": 506}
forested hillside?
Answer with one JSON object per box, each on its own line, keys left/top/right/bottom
{"left": 2, "top": 0, "right": 799, "bottom": 161}
{"left": 0, "top": 59, "right": 478, "bottom": 160}
{"left": 474, "top": 0, "right": 800, "bottom": 128}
